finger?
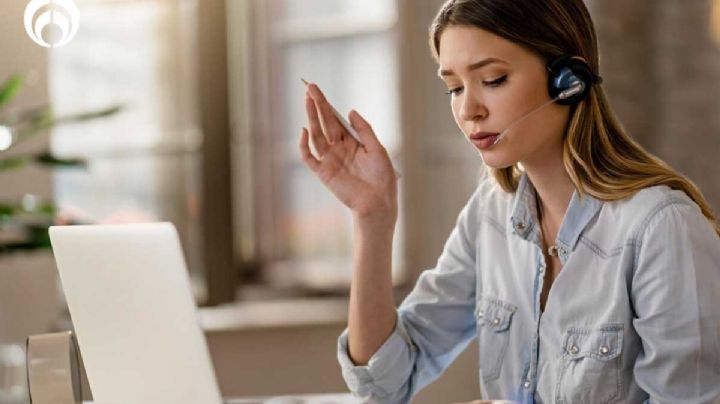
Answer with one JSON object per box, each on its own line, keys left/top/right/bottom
{"left": 306, "top": 83, "right": 344, "bottom": 143}
{"left": 305, "top": 93, "right": 329, "bottom": 155}
{"left": 299, "top": 127, "right": 320, "bottom": 171}
{"left": 348, "top": 109, "right": 381, "bottom": 151}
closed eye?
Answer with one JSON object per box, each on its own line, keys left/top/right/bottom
{"left": 484, "top": 75, "right": 507, "bottom": 87}
{"left": 444, "top": 87, "right": 463, "bottom": 96}
{"left": 444, "top": 75, "right": 508, "bottom": 96}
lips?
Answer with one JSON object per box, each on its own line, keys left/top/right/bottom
{"left": 469, "top": 131, "right": 500, "bottom": 150}
{"left": 469, "top": 131, "right": 500, "bottom": 140}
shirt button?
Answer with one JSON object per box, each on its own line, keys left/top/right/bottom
{"left": 569, "top": 345, "right": 579, "bottom": 354}
{"left": 516, "top": 222, "right": 526, "bottom": 231}
{"left": 492, "top": 317, "right": 501, "bottom": 325}
{"left": 477, "top": 310, "right": 484, "bottom": 318}
{"left": 523, "top": 380, "right": 531, "bottom": 389}
{"left": 599, "top": 346, "right": 609, "bottom": 355}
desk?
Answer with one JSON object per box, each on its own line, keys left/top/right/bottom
{"left": 225, "top": 394, "right": 359, "bottom": 403}
{"left": 84, "top": 394, "right": 360, "bottom": 403}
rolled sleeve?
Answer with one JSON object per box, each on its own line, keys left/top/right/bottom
{"left": 337, "top": 318, "right": 417, "bottom": 402}
{"left": 631, "top": 201, "right": 720, "bottom": 403}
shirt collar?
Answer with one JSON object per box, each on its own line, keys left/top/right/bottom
{"left": 508, "top": 172, "right": 603, "bottom": 259}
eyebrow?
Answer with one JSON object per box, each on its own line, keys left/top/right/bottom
{"left": 438, "top": 57, "right": 508, "bottom": 77}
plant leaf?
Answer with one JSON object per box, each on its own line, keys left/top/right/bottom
{"left": 0, "top": 75, "right": 24, "bottom": 110}
{"left": 55, "top": 104, "right": 123, "bottom": 124}
{"left": 35, "top": 152, "right": 87, "bottom": 168}
{"left": 0, "top": 156, "right": 29, "bottom": 171}
{"left": 6, "top": 104, "right": 123, "bottom": 151}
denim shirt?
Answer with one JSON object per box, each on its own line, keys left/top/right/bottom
{"left": 337, "top": 173, "right": 720, "bottom": 404}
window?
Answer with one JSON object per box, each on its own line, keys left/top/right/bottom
{"left": 230, "top": 0, "right": 407, "bottom": 296}
{"left": 49, "top": 0, "right": 207, "bottom": 299}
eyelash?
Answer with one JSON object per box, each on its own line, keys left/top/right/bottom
{"left": 444, "top": 75, "right": 508, "bottom": 96}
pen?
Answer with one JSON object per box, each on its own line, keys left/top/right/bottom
{"left": 301, "top": 78, "right": 364, "bottom": 147}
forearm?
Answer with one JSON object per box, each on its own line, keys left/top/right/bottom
{"left": 347, "top": 213, "right": 398, "bottom": 365}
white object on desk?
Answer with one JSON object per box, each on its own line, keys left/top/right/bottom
{"left": 26, "top": 331, "right": 82, "bottom": 404}
{"left": 50, "top": 223, "right": 224, "bottom": 404}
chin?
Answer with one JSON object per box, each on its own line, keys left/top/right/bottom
{"left": 478, "top": 151, "right": 517, "bottom": 170}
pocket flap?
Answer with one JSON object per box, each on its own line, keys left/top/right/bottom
{"left": 477, "top": 298, "right": 516, "bottom": 332}
{"left": 563, "top": 324, "right": 624, "bottom": 361}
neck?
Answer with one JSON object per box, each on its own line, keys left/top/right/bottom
{"left": 522, "top": 150, "right": 575, "bottom": 231}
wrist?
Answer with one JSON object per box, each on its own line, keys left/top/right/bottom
{"left": 353, "top": 208, "right": 397, "bottom": 236}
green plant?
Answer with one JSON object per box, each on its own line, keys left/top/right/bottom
{"left": 0, "top": 74, "right": 122, "bottom": 254}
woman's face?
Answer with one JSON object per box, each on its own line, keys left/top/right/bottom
{"left": 437, "top": 25, "right": 571, "bottom": 169}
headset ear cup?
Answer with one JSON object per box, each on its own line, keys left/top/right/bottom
{"left": 547, "top": 56, "right": 594, "bottom": 105}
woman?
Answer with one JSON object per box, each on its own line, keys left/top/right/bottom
{"left": 299, "top": 0, "right": 720, "bottom": 403}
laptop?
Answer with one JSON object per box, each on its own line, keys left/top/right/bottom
{"left": 49, "top": 222, "right": 224, "bottom": 404}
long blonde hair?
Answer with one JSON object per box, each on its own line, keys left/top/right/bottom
{"left": 429, "top": 0, "right": 720, "bottom": 236}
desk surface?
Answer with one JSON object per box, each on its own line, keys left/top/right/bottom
{"left": 85, "top": 393, "right": 359, "bottom": 404}
{"left": 225, "top": 394, "right": 358, "bottom": 403}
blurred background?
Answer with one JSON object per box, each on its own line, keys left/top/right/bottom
{"left": 0, "top": 0, "right": 718, "bottom": 402}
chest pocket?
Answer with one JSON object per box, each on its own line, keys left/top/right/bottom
{"left": 476, "top": 297, "right": 516, "bottom": 383}
{"left": 555, "top": 324, "right": 624, "bottom": 404}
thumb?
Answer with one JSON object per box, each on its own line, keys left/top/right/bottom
{"left": 348, "top": 109, "right": 380, "bottom": 150}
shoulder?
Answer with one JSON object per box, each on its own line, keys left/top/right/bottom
{"left": 466, "top": 175, "right": 507, "bottom": 207}
{"left": 461, "top": 175, "right": 511, "bottom": 219}
{"left": 453, "top": 176, "right": 514, "bottom": 238}
{"left": 600, "top": 185, "right": 705, "bottom": 242}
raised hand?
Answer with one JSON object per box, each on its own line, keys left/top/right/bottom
{"left": 299, "top": 83, "right": 398, "bottom": 224}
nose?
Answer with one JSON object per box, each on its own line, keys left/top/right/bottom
{"left": 459, "top": 89, "right": 488, "bottom": 122}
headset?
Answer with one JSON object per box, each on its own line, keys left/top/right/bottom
{"left": 492, "top": 54, "right": 602, "bottom": 145}
{"left": 546, "top": 54, "right": 603, "bottom": 105}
